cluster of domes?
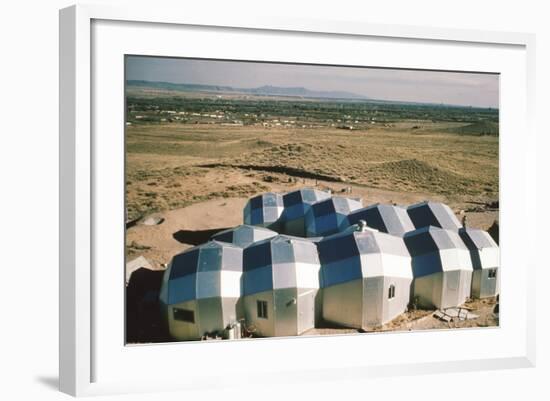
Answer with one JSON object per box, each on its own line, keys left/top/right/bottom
{"left": 160, "top": 188, "right": 499, "bottom": 341}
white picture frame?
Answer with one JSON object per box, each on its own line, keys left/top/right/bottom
{"left": 59, "top": 4, "right": 536, "bottom": 397}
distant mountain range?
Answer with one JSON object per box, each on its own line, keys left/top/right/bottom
{"left": 126, "top": 80, "right": 370, "bottom": 101}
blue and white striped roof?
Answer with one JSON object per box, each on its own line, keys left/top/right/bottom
{"left": 407, "top": 201, "right": 462, "bottom": 230}
{"left": 459, "top": 228, "right": 499, "bottom": 270}
{"left": 304, "top": 197, "right": 363, "bottom": 237}
{"left": 346, "top": 204, "right": 415, "bottom": 236}
{"left": 211, "top": 224, "right": 277, "bottom": 248}
{"left": 282, "top": 188, "right": 331, "bottom": 221}
{"left": 242, "top": 235, "right": 321, "bottom": 296}
{"left": 160, "top": 240, "right": 243, "bottom": 305}
{"left": 243, "top": 192, "right": 284, "bottom": 228}
{"left": 404, "top": 226, "right": 472, "bottom": 277}
{"left": 317, "top": 225, "right": 412, "bottom": 288}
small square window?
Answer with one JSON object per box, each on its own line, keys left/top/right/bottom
{"left": 257, "top": 300, "right": 268, "bottom": 319}
{"left": 173, "top": 308, "right": 195, "bottom": 323}
{"left": 488, "top": 269, "right": 497, "bottom": 279}
{"left": 388, "top": 284, "right": 396, "bottom": 299}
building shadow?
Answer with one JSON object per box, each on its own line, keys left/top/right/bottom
{"left": 487, "top": 220, "right": 499, "bottom": 244}
{"left": 126, "top": 268, "right": 170, "bottom": 344}
{"left": 35, "top": 376, "right": 58, "bottom": 391}
{"left": 172, "top": 227, "right": 230, "bottom": 245}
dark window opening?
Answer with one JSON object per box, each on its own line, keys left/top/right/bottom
{"left": 257, "top": 300, "right": 268, "bottom": 319}
{"left": 488, "top": 269, "right": 497, "bottom": 279}
{"left": 388, "top": 284, "right": 396, "bottom": 299}
{"left": 173, "top": 308, "right": 195, "bottom": 323}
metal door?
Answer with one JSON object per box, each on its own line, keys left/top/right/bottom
{"left": 445, "top": 271, "right": 460, "bottom": 307}
{"left": 297, "top": 290, "right": 315, "bottom": 334}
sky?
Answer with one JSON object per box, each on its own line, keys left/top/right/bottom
{"left": 126, "top": 56, "right": 499, "bottom": 108}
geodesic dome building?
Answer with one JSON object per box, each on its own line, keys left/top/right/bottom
{"left": 346, "top": 203, "right": 415, "bottom": 237}
{"left": 242, "top": 235, "right": 321, "bottom": 337}
{"left": 159, "top": 241, "right": 243, "bottom": 341}
{"left": 281, "top": 188, "right": 331, "bottom": 237}
{"left": 459, "top": 228, "right": 500, "bottom": 299}
{"left": 211, "top": 224, "right": 277, "bottom": 248}
{"left": 404, "top": 226, "right": 473, "bottom": 309}
{"left": 407, "top": 201, "right": 462, "bottom": 230}
{"left": 304, "top": 197, "right": 363, "bottom": 237}
{"left": 317, "top": 225, "right": 413, "bottom": 330}
{"left": 243, "top": 192, "right": 284, "bottom": 230}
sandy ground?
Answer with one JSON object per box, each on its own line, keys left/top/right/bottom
{"left": 378, "top": 297, "right": 499, "bottom": 332}
{"left": 126, "top": 197, "right": 248, "bottom": 268}
{"left": 300, "top": 297, "right": 498, "bottom": 336}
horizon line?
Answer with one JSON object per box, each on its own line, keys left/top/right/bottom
{"left": 126, "top": 79, "right": 500, "bottom": 110}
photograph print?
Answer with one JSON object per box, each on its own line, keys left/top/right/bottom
{"left": 124, "top": 56, "right": 500, "bottom": 344}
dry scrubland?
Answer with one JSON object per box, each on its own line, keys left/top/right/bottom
{"left": 127, "top": 124, "right": 498, "bottom": 212}
{"left": 125, "top": 91, "right": 499, "bottom": 337}
{"left": 126, "top": 123, "right": 498, "bottom": 262}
